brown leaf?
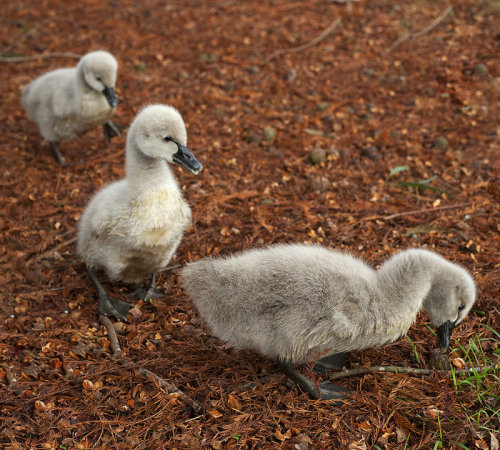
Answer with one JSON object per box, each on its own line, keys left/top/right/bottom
{"left": 474, "top": 438, "right": 488, "bottom": 450}
{"left": 22, "top": 362, "right": 40, "bottom": 379}
{"left": 204, "top": 408, "right": 220, "bottom": 419}
{"left": 70, "top": 341, "right": 88, "bottom": 359}
{"left": 227, "top": 394, "right": 242, "bottom": 411}
{"left": 451, "top": 357, "right": 466, "bottom": 369}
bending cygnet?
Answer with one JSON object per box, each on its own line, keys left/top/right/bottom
{"left": 181, "top": 244, "right": 476, "bottom": 400}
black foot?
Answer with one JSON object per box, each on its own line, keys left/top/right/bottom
{"left": 103, "top": 121, "right": 125, "bottom": 142}
{"left": 98, "top": 294, "right": 132, "bottom": 322}
{"left": 50, "top": 141, "right": 65, "bottom": 164}
{"left": 313, "top": 353, "right": 347, "bottom": 374}
{"left": 318, "top": 381, "right": 352, "bottom": 401}
{"left": 88, "top": 269, "right": 131, "bottom": 321}
{"left": 131, "top": 273, "right": 169, "bottom": 301}
{"left": 131, "top": 286, "right": 168, "bottom": 301}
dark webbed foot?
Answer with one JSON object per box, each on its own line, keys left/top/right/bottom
{"left": 98, "top": 294, "right": 131, "bottom": 322}
{"left": 50, "top": 141, "right": 65, "bottom": 164}
{"left": 103, "top": 120, "right": 125, "bottom": 142}
{"left": 88, "top": 269, "right": 131, "bottom": 321}
{"left": 279, "top": 360, "right": 350, "bottom": 401}
{"left": 313, "top": 353, "right": 347, "bottom": 374}
{"left": 131, "top": 273, "right": 169, "bottom": 301}
{"left": 318, "top": 381, "right": 352, "bottom": 401}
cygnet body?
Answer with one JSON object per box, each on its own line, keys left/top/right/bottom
{"left": 182, "top": 245, "right": 476, "bottom": 399}
{"left": 78, "top": 104, "right": 202, "bottom": 321}
{"left": 22, "top": 50, "right": 121, "bottom": 163}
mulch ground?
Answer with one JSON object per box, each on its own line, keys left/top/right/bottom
{"left": 0, "top": 0, "right": 499, "bottom": 448}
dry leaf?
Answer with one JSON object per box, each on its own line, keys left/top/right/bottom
{"left": 227, "top": 394, "right": 242, "bottom": 411}
{"left": 82, "top": 379, "right": 94, "bottom": 391}
{"left": 70, "top": 342, "right": 88, "bottom": 359}
{"left": 474, "top": 438, "right": 489, "bottom": 450}
{"left": 208, "top": 409, "right": 223, "bottom": 418}
{"left": 451, "top": 357, "right": 466, "bottom": 369}
{"left": 357, "top": 420, "right": 373, "bottom": 431}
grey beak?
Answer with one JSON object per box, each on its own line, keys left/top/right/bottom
{"left": 437, "top": 320, "right": 454, "bottom": 353}
{"left": 173, "top": 144, "right": 203, "bottom": 175}
{"left": 102, "top": 86, "right": 119, "bottom": 108}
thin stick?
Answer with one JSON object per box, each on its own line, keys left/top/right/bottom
{"left": 383, "top": 202, "right": 472, "bottom": 221}
{"left": 0, "top": 52, "right": 82, "bottom": 62}
{"left": 99, "top": 315, "right": 122, "bottom": 358}
{"left": 1, "top": 364, "right": 18, "bottom": 388}
{"left": 264, "top": 18, "right": 341, "bottom": 63}
{"left": 235, "top": 374, "right": 279, "bottom": 391}
{"left": 328, "top": 364, "right": 483, "bottom": 381}
{"left": 98, "top": 315, "right": 202, "bottom": 414}
{"left": 387, "top": 6, "right": 453, "bottom": 52}
{"left": 27, "top": 236, "right": 77, "bottom": 264}
{"left": 157, "top": 264, "right": 182, "bottom": 273}
{"left": 137, "top": 367, "right": 203, "bottom": 414}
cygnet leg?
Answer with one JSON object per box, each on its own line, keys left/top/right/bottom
{"left": 131, "top": 273, "right": 168, "bottom": 301}
{"left": 87, "top": 269, "right": 131, "bottom": 321}
{"left": 279, "top": 360, "right": 350, "bottom": 401}
{"left": 313, "top": 352, "right": 347, "bottom": 374}
{"left": 103, "top": 120, "right": 125, "bottom": 142}
{"left": 50, "top": 141, "right": 65, "bottom": 164}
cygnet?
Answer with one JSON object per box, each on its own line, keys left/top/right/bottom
{"left": 22, "top": 50, "right": 122, "bottom": 164}
{"left": 78, "top": 104, "right": 202, "bottom": 321}
{"left": 182, "top": 245, "right": 476, "bottom": 400}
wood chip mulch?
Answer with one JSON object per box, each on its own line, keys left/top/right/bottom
{"left": 0, "top": 0, "right": 498, "bottom": 448}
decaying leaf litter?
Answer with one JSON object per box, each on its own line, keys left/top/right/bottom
{"left": 0, "top": 0, "right": 498, "bottom": 448}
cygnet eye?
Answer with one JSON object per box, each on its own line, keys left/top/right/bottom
{"left": 164, "top": 136, "right": 173, "bottom": 142}
{"left": 96, "top": 76, "right": 102, "bottom": 82}
{"left": 458, "top": 304, "right": 465, "bottom": 311}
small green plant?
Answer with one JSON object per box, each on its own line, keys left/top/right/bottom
{"left": 388, "top": 165, "right": 409, "bottom": 178}
{"left": 405, "top": 335, "right": 421, "bottom": 364}
{"left": 449, "top": 308, "right": 500, "bottom": 438}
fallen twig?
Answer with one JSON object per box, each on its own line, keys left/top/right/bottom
{"left": 383, "top": 202, "right": 473, "bottom": 221}
{"left": 137, "top": 367, "right": 203, "bottom": 415}
{"left": 328, "top": 364, "right": 484, "bottom": 381}
{"left": 264, "top": 18, "right": 341, "bottom": 63}
{"left": 99, "top": 314, "right": 123, "bottom": 358}
{"left": 387, "top": 6, "right": 453, "bottom": 52}
{"left": 235, "top": 374, "right": 280, "bottom": 391}
{"left": 158, "top": 264, "right": 182, "bottom": 273}
{"left": 98, "top": 314, "right": 202, "bottom": 414}
{"left": 0, "top": 52, "right": 82, "bottom": 62}
{"left": 27, "top": 236, "right": 77, "bottom": 264}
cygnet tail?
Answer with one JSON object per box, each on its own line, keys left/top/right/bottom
{"left": 182, "top": 258, "right": 218, "bottom": 299}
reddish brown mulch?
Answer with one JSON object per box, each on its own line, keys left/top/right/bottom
{"left": 0, "top": 0, "right": 499, "bottom": 448}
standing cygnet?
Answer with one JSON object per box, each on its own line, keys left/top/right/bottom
{"left": 78, "top": 104, "right": 202, "bottom": 321}
{"left": 21, "top": 50, "right": 122, "bottom": 164}
{"left": 182, "top": 245, "right": 476, "bottom": 400}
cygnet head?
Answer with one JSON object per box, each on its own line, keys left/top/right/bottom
{"left": 129, "top": 104, "right": 203, "bottom": 174}
{"left": 422, "top": 259, "right": 476, "bottom": 352}
{"left": 78, "top": 51, "right": 119, "bottom": 107}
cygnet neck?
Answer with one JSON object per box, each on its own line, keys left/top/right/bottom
{"left": 376, "top": 249, "right": 436, "bottom": 313}
{"left": 125, "top": 139, "right": 178, "bottom": 195}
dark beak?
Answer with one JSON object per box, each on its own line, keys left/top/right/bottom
{"left": 102, "top": 86, "right": 119, "bottom": 108}
{"left": 173, "top": 144, "right": 203, "bottom": 175}
{"left": 437, "top": 320, "right": 454, "bottom": 353}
